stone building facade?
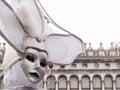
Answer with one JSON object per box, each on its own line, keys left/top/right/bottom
{"left": 43, "top": 42, "right": 120, "bottom": 90}
{"left": 1, "top": 42, "right": 120, "bottom": 90}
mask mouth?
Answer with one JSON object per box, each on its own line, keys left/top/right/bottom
{"left": 29, "top": 72, "right": 40, "bottom": 79}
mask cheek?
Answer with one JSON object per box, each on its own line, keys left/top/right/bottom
{"left": 37, "top": 68, "right": 46, "bottom": 79}
{"left": 20, "top": 59, "right": 35, "bottom": 74}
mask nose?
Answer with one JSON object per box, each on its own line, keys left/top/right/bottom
{"left": 34, "top": 59, "right": 47, "bottom": 70}
{"left": 34, "top": 60, "right": 41, "bottom": 70}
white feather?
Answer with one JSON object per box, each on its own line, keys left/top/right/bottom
{"left": 11, "top": 0, "right": 44, "bottom": 38}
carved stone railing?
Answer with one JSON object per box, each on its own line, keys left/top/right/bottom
{"left": 79, "top": 42, "right": 120, "bottom": 57}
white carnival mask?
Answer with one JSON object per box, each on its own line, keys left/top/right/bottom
{"left": 20, "top": 48, "right": 48, "bottom": 84}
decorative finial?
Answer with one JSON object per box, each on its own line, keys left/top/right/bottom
{"left": 88, "top": 42, "right": 93, "bottom": 50}
{"left": 98, "top": 42, "right": 104, "bottom": 50}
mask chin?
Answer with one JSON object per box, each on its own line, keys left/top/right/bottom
{"left": 25, "top": 68, "right": 46, "bottom": 84}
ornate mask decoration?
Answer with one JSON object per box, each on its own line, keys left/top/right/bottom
{"left": 0, "top": 0, "right": 84, "bottom": 84}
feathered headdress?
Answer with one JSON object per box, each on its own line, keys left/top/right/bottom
{"left": 0, "top": 0, "right": 84, "bottom": 73}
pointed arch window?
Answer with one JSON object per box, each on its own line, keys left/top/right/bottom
{"left": 81, "top": 76, "right": 90, "bottom": 90}
{"left": 59, "top": 76, "right": 67, "bottom": 90}
{"left": 93, "top": 75, "right": 102, "bottom": 90}
{"left": 70, "top": 76, "right": 79, "bottom": 90}
{"left": 47, "top": 76, "right": 55, "bottom": 90}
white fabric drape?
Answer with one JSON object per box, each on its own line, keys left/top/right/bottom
{"left": 3, "top": 61, "right": 43, "bottom": 90}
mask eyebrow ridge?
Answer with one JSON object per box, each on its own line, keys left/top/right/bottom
{"left": 26, "top": 47, "right": 48, "bottom": 56}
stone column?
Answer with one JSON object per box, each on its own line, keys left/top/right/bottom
{"left": 55, "top": 80, "right": 58, "bottom": 90}
{"left": 79, "top": 80, "right": 82, "bottom": 90}
{"left": 90, "top": 81, "right": 93, "bottom": 90}
{"left": 67, "top": 80, "right": 70, "bottom": 90}
{"left": 113, "top": 80, "right": 116, "bottom": 90}
{"left": 43, "top": 80, "right": 47, "bottom": 89}
{"left": 102, "top": 80, "right": 105, "bottom": 90}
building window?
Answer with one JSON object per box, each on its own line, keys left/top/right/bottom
{"left": 82, "top": 63, "right": 88, "bottom": 68}
{"left": 81, "top": 76, "right": 90, "bottom": 90}
{"left": 116, "top": 75, "right": 120, "bottom": 90}
{"left": 94, "top": 63, "right": 99, "bottom": 68}
{"left": 70, "top": 76, "right": 79, "bottom": 90}
{"left": 93, "top": 75, "right": 102, "bottom": 90}
{"left": 116, "top": 63, "right": 120, "bottom": 69}
{"left": 59, "top": 76, "right": 67, "bottom": 90}
{"left": 49, "top": 64, "right": 53, "bottom": 69}
{"left": 104, "top": 75, "right": 113, "bottom": 90}
{"left": 71, "top": 63, "right": 77, "bottom": 68}
{"left": 47, "top": 76, "right": 55, "bottom": 90}
{"left": 105, "top": 63, "right": 110, "bottom": 69}
{"left": 60, "top": 65, "right": 65, "bottom": 69}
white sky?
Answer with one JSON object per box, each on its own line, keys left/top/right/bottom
{"left": 39, "top": 0, "right": 120, "bottom": 49}
{"left": 2, "top": 0, "right": 120, "bottom": 49}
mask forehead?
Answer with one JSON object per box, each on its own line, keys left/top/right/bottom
{"left": 25, "top": 48, "right": 48, "bottom": 60}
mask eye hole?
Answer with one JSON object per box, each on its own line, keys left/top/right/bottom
{"left": 26, "top": 55, "right": 34, "bottom": 62}
{"left": 40, "top": 61, "right": 47, "bottom": 67}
